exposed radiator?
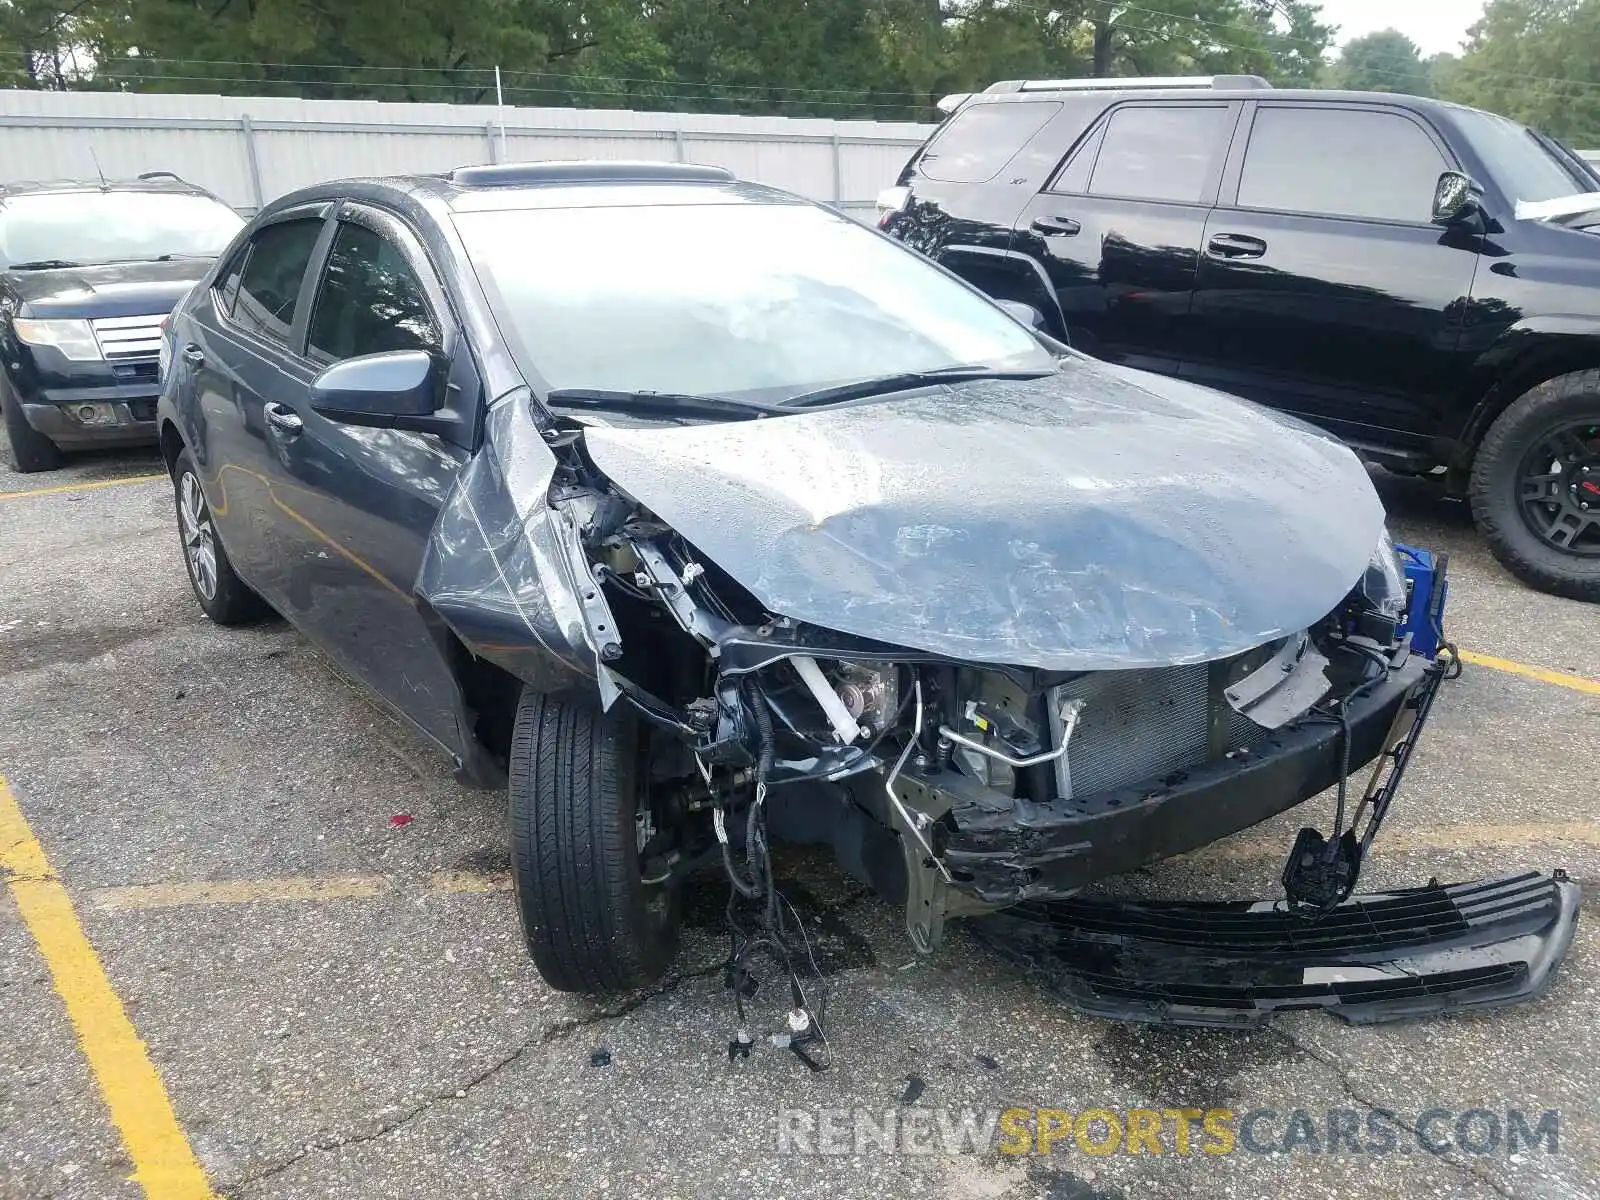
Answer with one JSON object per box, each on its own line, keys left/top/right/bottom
{"left": 1050, "top": 660, "right": 1264, "bottom": 800}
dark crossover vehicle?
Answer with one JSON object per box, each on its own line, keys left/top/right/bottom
{"left": 879, "top": 76, "right": 1600, "bottom": 601}
{"left": 157, "top": 163, "right": 1576, "bottom": 1027}
{"left": 0, "top": 173, "right": 244, "bottom": 472}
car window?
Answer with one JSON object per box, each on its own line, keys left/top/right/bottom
{"left": 453, "top": 201, "right": 1053, "bottom": 404}
{"left": 231, "top": 218, "right": 324, "bottom": 345}
{"left": 1237, "top": 106, "right": 1449, "bottom": 223}
{"left": 308, "top": 222, "right": 441, "bottom": 362}
{"left": 1049, "top": 123, "right": 1106, "bottom": 194}
{"left": 919, "top": 101, "right": 1062, "bottom": 185}
{"left": 1089, "top": 105, "right": 1231, "bottom": 203}
{"left": 215, "top": 243, "right": 249, "bottom": 315}
{"left": 0, "top": 190, "right": 242, "bottom": 269}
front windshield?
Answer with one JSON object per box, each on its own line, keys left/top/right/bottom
{"left": 453, "top": 199, "right": 1053, "bottom": 403}
{"left": 0, "top": 191, "right": 244, "bottom": 268}
{"left": 1451, "top": 108, "right": 1590, "bottom": 205}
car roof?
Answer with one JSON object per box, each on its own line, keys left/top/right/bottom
{"left": 965, "top": 80, "right": 1485, "bottom": 117}
{"left": 259, "top": 162, "right": 814, "bottom": 223}
{"left": 0, "top": 173, "right": 219, "bottom": 201}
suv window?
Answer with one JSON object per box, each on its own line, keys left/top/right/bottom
{"left": 920, "top": 101, "right": 1061, "bottom": 185}
{"left": 1088, "top": 105, "right": 1231, "bottom": 203}
{"left": 1237, "top": 106, "right": 1449, "bottom": 223}
{"left": 308, "top": 222, "right": 441, "bottom": 362}
{"left": 231, "top": 218, "right": 324, "bottom": 344}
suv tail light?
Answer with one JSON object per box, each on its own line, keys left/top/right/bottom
{"left": 876, "top": 186, "right": 910, "bottom": 228}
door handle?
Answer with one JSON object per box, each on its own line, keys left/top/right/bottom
{"left": 181, "top": 345, "right": 205, "bottom": 366}
{"left": 263, "top": 401, "right": 304, "bottom": 434}
{"left": 1031, "top": 215, "right": 1082, "bottom": 237}
{"left": 1206, "top": 233, "right": 1268, "bottom": 259}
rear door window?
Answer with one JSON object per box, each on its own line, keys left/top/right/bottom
{"left": 230, "top": 218, "right": 324, "bottom": 345}
{"left": 307, "top": 221, "right": 441, "bottom": 363}
{"left": 1236, "top": 106, "right": 1450, "bottom": 223}
{"left": 214, "top": 243, "right": 249, "bottom": 315}
{"left": 1087, "top": 104, "right": 1232, "bottom": 203}
{"left": 919, "top": 101, "right": 1061, "bottom": 184}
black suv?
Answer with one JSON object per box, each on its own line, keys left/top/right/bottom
{"left": 0, "top": 174, "right": 244, "bottom": 472}
{"left": 880, "top": 77, "right": 1600, "bottom": 600}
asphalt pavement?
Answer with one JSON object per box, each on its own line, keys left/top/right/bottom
{"left": 0, "top": 445, "right": 1596, "bottom": 1200}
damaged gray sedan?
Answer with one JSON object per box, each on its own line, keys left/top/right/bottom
{"left": 158, "top": 162, "right": 1575, "bottom": 1025}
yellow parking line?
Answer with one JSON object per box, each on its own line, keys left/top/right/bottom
{"left": 0, "top": 774, "right": 215, "bottom": 1200}
{"left": 1217, "top": 820, "right": 1600, "bottom": 861}
{"left": 90, "top": 874, "right": 391, "bottom": 912}
{"left": 0, "top": 472, "right": 166, "bottom": 502}
{"left": 1459, "top": 649, "right": 1600, "bottom": 696}
{"left": 426, "top": 868, "right": 512, "bottom": 895}
{"left": 86, "top": 869, "right": 511, "bottom": 913}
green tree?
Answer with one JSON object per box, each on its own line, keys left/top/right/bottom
{"left": 1333, "top": 28, "right": 1431, "bottom": 95}
{"left": 0, "top": 0, "right": 1336, "bottom": 120}
{"left": 1436, "top": 0, "right": 1600, "bottom": 144}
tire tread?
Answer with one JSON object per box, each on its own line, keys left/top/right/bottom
{"left": 509, "top": 692, "right": 673, "bottom": 994}
{"left": 1471, "top": 370, "right": 1600, "bottom": 602}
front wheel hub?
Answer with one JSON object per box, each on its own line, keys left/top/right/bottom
{"left": 1518, "top": 421, "right": 1600, "bottom": 556}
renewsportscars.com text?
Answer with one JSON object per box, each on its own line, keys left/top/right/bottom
{"left": 775, "top": 1106, "right": 1562, "bottom": 1159}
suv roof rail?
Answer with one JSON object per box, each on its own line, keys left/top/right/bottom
{"left": 137, "top": 170, "right": 191, "bottom": 184}
{"left": 985, "top": 74, "right": 1272, "bottom": 93}
{"left": 447, "top": 161, "right": 735, "bottom": 188}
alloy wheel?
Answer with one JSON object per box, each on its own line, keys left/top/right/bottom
{"left": 1516, "top": 419, "right": 1600, "bottom": 557}
{"left": 177, "top": 470, "right": 220, "bottom": 600}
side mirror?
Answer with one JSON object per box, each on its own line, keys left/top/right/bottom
{"left": 1432, "top": 171, "right": 1486, "bottom": 226}
{"left": 996, "top": 299, "right": 1047, "bottom": 331}
{"left": 308, "top": 349, "right": 441, "bottom": 429}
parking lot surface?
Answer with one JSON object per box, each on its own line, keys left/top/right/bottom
{"left": 1, "top": 446, "right": 1597, "bottom": 1200}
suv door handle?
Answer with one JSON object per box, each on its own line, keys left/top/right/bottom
{"left": 1207, "top": 233, "right": 1268, "bottom": 259}
{"left": 181, "top": 345, "right": 205, "bottom": 366}
{"left": 263, "top": 401, "right": 304, "bottom": 435}
{"left": 1031, "top": 215, "right": 1081, "bottom": 237}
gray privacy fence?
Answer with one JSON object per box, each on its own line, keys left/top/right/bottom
{"left": 0, "top": 89, "right": 934, "bottom": 217}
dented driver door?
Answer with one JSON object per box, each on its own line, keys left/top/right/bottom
{"left": 261, "top": 208, "right": 473, "bottom": 755}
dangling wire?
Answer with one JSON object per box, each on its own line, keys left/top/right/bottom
{"left": 712, "top": 679, "right": 830, "bottom": 1070}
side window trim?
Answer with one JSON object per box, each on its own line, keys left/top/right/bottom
{"left": 213, "top": 202, "right": 335, "bottom": 351}
{"left": 1217, "top": 100, "right": 1461, "bottom": 226}
{"left": 1044, "top": 100, "right": 1240, "bottom": 207}
{"left": 286, "top": 217, "right": 339, "bottom": 358}
{"left": 310, "top": 201, "right": 456, "bottom": 364}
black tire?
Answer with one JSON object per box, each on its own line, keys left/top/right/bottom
{"left": 171, "top": 449, "right": 269, "bottom": 625}
{"left": 509, "top": 690, "right": 679, "bottom": 993}
{"left": 1471, "top": 371, "right": 1600, "bottom": 602}
{"left": 1, "top": 386, "right": 62, "bottom": 473}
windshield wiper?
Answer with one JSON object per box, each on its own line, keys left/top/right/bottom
{"left": 779, "top": 364, "right": 1055, "bottom": 410}
{"left": 544, "top": 387, "right": 792, "bottom": 421}
{"left": 8, "top": 259, "right": 83, "bottom": 271}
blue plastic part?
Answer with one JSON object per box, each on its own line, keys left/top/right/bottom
{"left": 1396, "top": 543, "right": 1449, "bottom": 659}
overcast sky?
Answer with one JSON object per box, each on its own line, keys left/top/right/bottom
{"left": 1315, "top": 0, "right": 1486, "bottom": 57}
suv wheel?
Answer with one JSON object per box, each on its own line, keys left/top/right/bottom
{"left": 171, "top": 449, "right": 269, "bottom": 624}
{"left": 2, "top": 387, "right": 62, "bottom": 473}
{"left": 1471, "top": 370, "right": 1600, "bottom": 601}
{"left": 508, "top": 690, "right": 680, "bottom": 993}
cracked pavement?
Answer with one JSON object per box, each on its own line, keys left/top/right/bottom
{"left": 0, "top": 447, "right": 1596, "bottom": 1200}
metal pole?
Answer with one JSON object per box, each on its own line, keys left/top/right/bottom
{"left": 830, "top": 131, "right": 842, "bottom": 205}
{"left": 239, "top": 114, "right": 265, "bottom": 211}
{"left": 495, "top": 65, "right": 508, "bottom": 160}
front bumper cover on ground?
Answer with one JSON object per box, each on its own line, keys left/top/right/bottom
{"left": 973, "top": 870, "right": 1580, "bottom": 1028}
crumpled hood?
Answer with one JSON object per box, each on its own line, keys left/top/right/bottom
{"left": 581, "top": 358, "right": 1386, "bottom": 670}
